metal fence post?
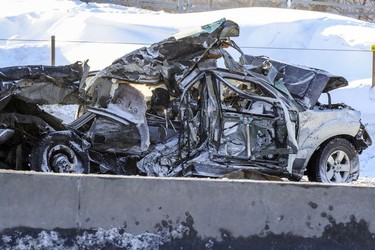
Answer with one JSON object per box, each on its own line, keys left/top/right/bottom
{"left": 372, "top": 45, "right": 375, "bottom": 87}
{"left": 51, "top": 35, "right": 55, "bottom": 66}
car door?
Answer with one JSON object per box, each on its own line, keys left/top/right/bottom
{"left": 206, "top": 70, "right": 298, "bottom": 171}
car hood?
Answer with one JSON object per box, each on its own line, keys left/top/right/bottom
{"left": 241, "top": 55, "right": 349, "bottom": 109}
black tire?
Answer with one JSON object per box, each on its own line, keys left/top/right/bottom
{"left": 30, "top": 131, "right": 90, "bottom": 173}
{"left": 307, "top": 138, "right": 359, "bottom": 183}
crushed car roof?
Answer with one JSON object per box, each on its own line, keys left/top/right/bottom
{"left": 94, "top": 18, "right": 348, "bottom": 109}
{"left": 0, "top": 18, "right": 348, "bottom": 109}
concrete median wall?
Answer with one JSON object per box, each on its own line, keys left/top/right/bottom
{"left": 1, "top": 170, "right": 375, "bottom": 247}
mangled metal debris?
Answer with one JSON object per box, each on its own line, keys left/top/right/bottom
{"left": 0, "top": 18, "right": 371, "bottom": 182}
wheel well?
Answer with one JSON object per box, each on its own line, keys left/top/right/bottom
{"left": 305, "top": 135, "right": 357, "bottom": 174}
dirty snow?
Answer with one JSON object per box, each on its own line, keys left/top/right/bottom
{"left": 1, "top": 0, "right": 375, "bottom": 179}
{"left": 0, "top": 224, "right": 192, "bottom": 249}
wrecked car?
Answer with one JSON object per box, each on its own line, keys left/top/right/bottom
{"left": 0, "top": 19, "right": 371, "bottom": 183}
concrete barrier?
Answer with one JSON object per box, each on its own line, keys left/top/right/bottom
{"left": 1, "top": 169, "right": 375, "bottom": 248}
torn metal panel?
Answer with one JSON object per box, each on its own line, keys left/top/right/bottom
{"left": 0, "top": 61, "right": 85, "bottom": 105}
{"left": 0, "top": 62, "right": 83, "bottom": 82}
{"left": 100, "top": 34, "right": 215, "bottom": 90}
{"left": 95, "top": 19, "right": 239, "bottom": 93}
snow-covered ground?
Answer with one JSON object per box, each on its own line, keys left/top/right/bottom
{"left": 1, "top": 0, "right": 375, "bottom": 177}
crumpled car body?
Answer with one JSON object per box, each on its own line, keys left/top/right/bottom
{"left": 0, "top": 19, "right": 371, "bottom": 182}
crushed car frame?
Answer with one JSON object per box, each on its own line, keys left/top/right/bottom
{"left": 0, "top": 19, "right": 371, "bottom": 182}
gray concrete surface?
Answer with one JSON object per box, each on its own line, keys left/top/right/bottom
{"left": 1, "top": 169, "right": 375, "bottom": 245}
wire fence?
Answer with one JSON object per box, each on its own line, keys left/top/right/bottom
{"left": 2, "top": 36, "right": 374, "bottom": 84}
{"left": 1, "top": 37, "right": 373, "bottom": 53}
{"left": 0, "top": 38, "right": 149, "bottom": 45}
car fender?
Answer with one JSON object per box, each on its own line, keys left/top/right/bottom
{"left": 296, "top": 108, "right": 361, "bottom": 169}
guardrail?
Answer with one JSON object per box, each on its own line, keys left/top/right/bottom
{"left": 1, "top": 170, "right": 375, "bottom": 248}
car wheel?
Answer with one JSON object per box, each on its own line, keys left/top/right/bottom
{"left": 308, "top": 138, "right": 359, "bottom": 183}
{"left": 30, "top": 131, "right": 89, "bottom": 173}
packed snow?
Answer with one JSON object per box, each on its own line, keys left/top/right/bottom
{"left": 1, "top": 0, "right": 375, "bottom": 179}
